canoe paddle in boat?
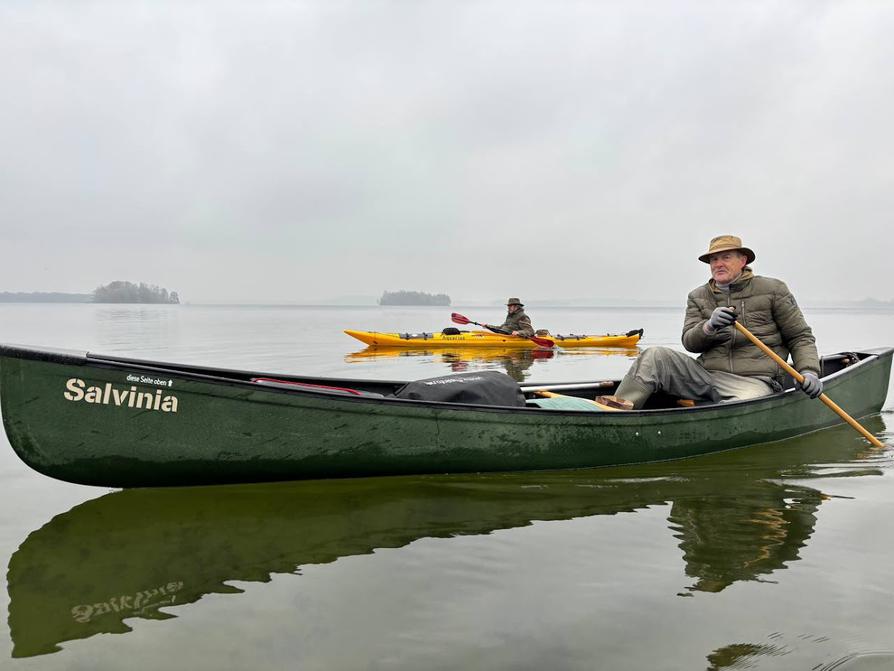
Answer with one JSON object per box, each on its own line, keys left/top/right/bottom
{"left": 734, "top": 322, "right": 884, "bottom": 448}
{"left": 451, "top": 312, "right": 555, "bottom": 348}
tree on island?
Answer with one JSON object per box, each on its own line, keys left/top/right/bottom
{"left": 378, "top": 290, "right": 451, "bottom": 306}
{"left": 92, "top": 281, "right": 180, "bottom": 304}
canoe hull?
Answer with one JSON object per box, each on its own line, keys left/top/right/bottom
{"left": 344, "top": 329, "right": 643, "bottom": 348}
{"left": 1, "top": 345, "right": 890, "bottom": 488}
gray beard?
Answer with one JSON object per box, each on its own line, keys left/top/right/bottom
{"left": 715, "top": 271, "right": 743, "bottom": 289}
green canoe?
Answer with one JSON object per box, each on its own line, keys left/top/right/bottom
{"left": 0, "top": 343, "right": 890, "bottom": 488}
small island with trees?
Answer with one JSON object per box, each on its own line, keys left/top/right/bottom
{"left": 378, "top": 290, "right": 451, "bottom": 306}
{"left": 93, "top": 281, "right": 180, "bottom": 304}
{"left": 0, "top": 281, "right": 181, "bottom": 304}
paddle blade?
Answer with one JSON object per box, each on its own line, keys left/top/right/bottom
{"left": 451, "top": 313, "right": 471, "bottom": 325}
{"left": 530, "top": 336, "right": 555, "bottom": 348}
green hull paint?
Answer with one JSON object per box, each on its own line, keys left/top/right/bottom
{"left": 1, "top": 344, "right": 891, "bottom": 488}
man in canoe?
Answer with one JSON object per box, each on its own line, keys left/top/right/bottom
{"left": 601, "top": 235, "right": 823, "bottom": 410}
{"left": 486, "top": 298, "right": 535, "bottom": 338}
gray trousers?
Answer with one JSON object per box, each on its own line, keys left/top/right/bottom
{"left": 614, "top": 347, "right": 775, "bottom": 409}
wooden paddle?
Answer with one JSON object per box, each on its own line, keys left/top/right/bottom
{"left": 734, "top": 322, "right": 884, "bottom": 448}
{"left": 451, "top": 312, "right": 555, "bottom": 348}
{"left": 520, "top": 380, "right": 615, "bottom": 392}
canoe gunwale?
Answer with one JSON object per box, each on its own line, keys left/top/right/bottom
{"left": 0, "top": 344, "right": 87, "bottom": 366}
{"left": 1, "top": 343, "right": 889, "bottom": 419}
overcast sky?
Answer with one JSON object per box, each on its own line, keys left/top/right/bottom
{"left": 1, "top": 1, "right": 892, "bottom": 305}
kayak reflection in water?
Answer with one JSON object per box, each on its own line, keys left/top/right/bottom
{"left": 6, "top": 425, "right": 884, "bottom": 658}
{"left": 344, "top": 346, "right": 557, "bottom": 382}
{"left": 443, "top": 348, "right": 554, "bottom": 382}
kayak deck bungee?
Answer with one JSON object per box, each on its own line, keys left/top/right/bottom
{"left": 344, "top": 328, "right": 644, "bottom": 348}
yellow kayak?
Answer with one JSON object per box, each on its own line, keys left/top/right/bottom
{"left": 344, "top": 328, "right": 643, "bottom": 349}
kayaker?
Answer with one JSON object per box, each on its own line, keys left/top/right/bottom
{"left": 599, "top": 235, "right": 823, "bottom": 410}
{"left": 487, "top": 298, "right": 535, "bottom": 338}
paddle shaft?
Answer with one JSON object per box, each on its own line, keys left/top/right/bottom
{"left": 467, "top": 318, "right": 509, "bottom": 334}
{"left": 520, "top": 380, "right": 615, "bottom": 392}
{"left": 734, "top": 322, "right": 883, "bottom": 448}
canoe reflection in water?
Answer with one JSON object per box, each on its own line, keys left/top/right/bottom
{"left": 345, "top": 346, "right": 640, "bottom": 381}
{"left": 6, "top": 419, "right": 886, "bottom": 658}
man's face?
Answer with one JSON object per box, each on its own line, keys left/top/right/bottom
{"left": 507, "top": 304, "right": 520, "bottom": 313}
{"left": 708, "top": 251, "right": 747, "bottom": 284}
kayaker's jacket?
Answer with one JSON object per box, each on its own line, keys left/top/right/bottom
{"left": 682, "top": 270, "right": 820, "bottom": 384}
{"left": 500, "top": 309, "right": 534, "bottom": 338}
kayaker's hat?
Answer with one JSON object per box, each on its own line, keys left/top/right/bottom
{"left": 698, "top": 235, "right": 756, "bottom": 264}
{"left": 506, "top": 297, "right": 524, "bottom": 307}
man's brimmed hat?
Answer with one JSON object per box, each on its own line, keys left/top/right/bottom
{"left": 506, "top": 297, "right": 524, "bottom": 306}
{"left": 698, "top": 235, "right": 756, "bottom": 264}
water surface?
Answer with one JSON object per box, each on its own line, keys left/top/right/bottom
{"left": 0, "top": 303, "right": 892, "bottom": 669}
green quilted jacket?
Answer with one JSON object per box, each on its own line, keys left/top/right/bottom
{"left": 682, "top": 270, "right": 820, "bottom": 383}
{"left": 499, "top": 309, "right": 534, "bottom": 337}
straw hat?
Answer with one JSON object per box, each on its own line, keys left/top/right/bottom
{"left": 698, "top": 235, "right": 756, "bottom": 264}
{"left": 506, "top": 297, "right": 524, "bottom": 306}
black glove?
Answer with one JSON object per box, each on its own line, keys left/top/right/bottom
{"left": 707, "top": 306, "right": 737, "bottom": 331}
{"left": 797, "top": 372, "right": 823, "bottom": 398}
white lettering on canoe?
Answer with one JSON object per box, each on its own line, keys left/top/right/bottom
{"left": 63, "top": 378, "right": 179, "bottom": 413}
{"left": 71, "top": 581, "right": 185, "bottom": 623}
{"left": 125, "top": 373, "right": 174, "bottom": 388}
{"left": 64, "top": 378, "right": 85, "bottom": 401}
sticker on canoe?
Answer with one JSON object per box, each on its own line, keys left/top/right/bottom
{"left": 126, "top": 373, "right": 174, "bottom": 388}
{"left": 63, "top": 378, "right": 179, "bottom": 413}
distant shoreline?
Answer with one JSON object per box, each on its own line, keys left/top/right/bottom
{"left": 2, "top": 295, "right": 892, "bottom": 311}
{"left": 0, "top": 292, "right": 93, "bottom": 303}
{"left": 0, "top": 291, "right": 178, "bottom": 305}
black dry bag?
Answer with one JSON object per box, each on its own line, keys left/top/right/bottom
{"left": 393, "top": 371, "right": 525, "bottom": 407}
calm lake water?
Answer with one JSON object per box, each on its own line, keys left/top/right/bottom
{"left": 0, "top": 303, "right": 893, "bottom": 670}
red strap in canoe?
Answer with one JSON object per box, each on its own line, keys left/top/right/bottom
{"left": 251, "top": 377, "right": 363, "bottom": 395}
